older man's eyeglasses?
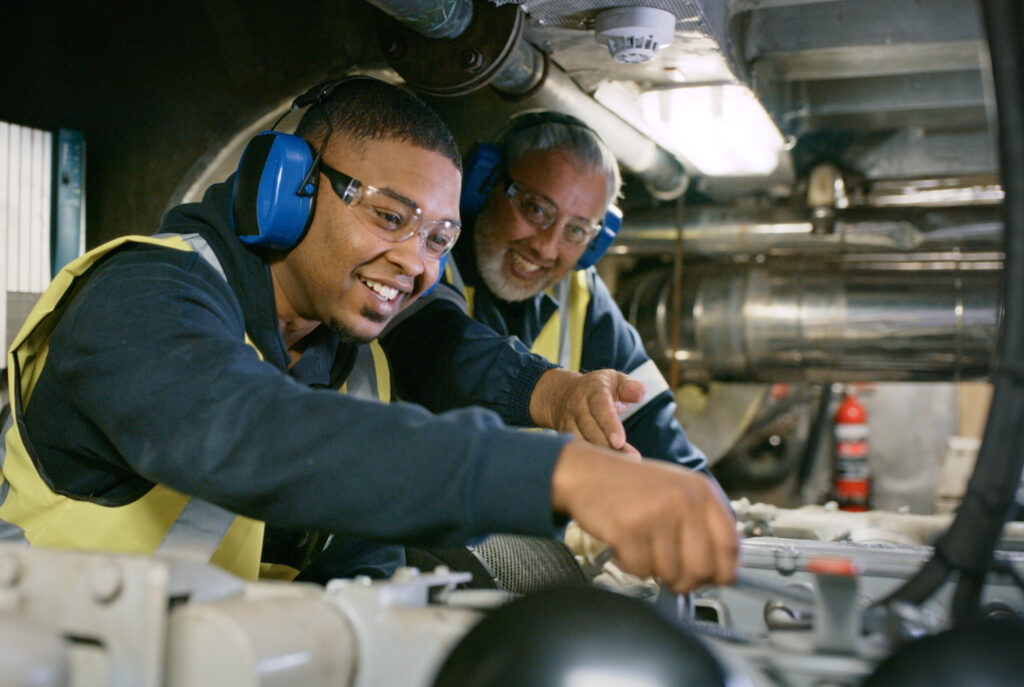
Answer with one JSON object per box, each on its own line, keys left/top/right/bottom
{"left": 319, "top": 162, "right": 461, "bottom": 260}
{"left": 505, "top": 178, "right": 602, "bottom": 247}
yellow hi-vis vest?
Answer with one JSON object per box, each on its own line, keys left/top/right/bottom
{"left": 445, "top": 261, "right": 592, "bottom": 372}
{"left": 1, "top": 234, "right": 389, "bottom": 580}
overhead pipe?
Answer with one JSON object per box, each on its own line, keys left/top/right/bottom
{"left": 497, "top": 60, "right": 691, "bottom": 199}
{"left": 364, "top": 0, "right": 473, "bottom": 39}
{"left": 621, "top": 263, "right": 1000, "bottom": 383}
{"left": 611, "top": 205, "right": 1005, "bottom": 258}
{"left": 373, "top": 0, "right": 690, "bottom": 199}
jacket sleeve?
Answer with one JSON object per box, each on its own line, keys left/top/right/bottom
{"left": 380, "top": 282, "right": 556, "bottom": 426}
{"left": 24, "top": 245, "right": 570, "bottom": 547}
{"left": 579, "top": 271, "right": 711, "bottom": 475}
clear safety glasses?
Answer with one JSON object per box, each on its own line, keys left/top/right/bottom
{"left": 505, "top": 178, "right": 602, "bottom": 247}
{"left": 320, "top": 162, "right": 461, "bottom": 260}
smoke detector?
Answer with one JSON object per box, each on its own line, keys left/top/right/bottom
{"left": 594, "top": 7, "right": 676, "bottom": 64}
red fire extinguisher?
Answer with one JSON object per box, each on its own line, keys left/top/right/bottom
{"left": 833, "top": 392, "right": 870, "bottom": 511}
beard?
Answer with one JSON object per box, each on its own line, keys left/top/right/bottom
{"left": 327, "top": 307, "right": 386, "bottom": 345}
{"left": 475, "top": 212, "right": 561, "bottom": 303}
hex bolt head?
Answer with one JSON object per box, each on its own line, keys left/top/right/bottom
{"left": 774, "top": 546, "right": 799, "bottom": 576}
{"left": 460, "top": 48, "right": 485, "bottom": 73}
{"left": 90, "top": 561, "right": 123, "bottom": 603}
{"left": 0, "top": 554, "right": 21, "bottom": 587}
{"left": 384, "top": 37, "right": 406, "bottom": 60}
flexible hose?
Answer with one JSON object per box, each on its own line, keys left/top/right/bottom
{"left": 882, "top": 0, "right": 1024, "bottom": 623}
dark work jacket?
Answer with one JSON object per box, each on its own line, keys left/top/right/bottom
{"left": 21, "top": 179, "right": 571, "bottom": 576}
{"left": 386, "top": 223, "right": 710, "bottom": 476}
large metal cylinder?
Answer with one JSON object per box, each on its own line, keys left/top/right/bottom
{"left": 622, "top": 263, "right": 1001, "bottom": 383}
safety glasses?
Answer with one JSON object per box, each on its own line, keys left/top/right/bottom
{"left": 320, "top": 162, "right": 461, "bottom": 260}
{"left": 505, "top": 177, "right": 602, "bottom": 247}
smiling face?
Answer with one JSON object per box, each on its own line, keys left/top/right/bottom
{"left": 270, "top": 134, "right": 461, "bottom": 344}
{"left": 475, "top": 148, "right": 609, "bottom": 302}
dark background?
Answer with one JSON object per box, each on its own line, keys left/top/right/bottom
{"left": 2, "top": 1, "right": 385, "bottom": 246}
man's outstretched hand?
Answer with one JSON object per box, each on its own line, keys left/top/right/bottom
{"left": 530, "top": 368, "right": 644, "bottom": 456}
{"left": 551, "top": 441, "right": 738, "bottom": 593}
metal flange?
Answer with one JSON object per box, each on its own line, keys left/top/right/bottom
{"left": 378, "top": 0, "right": 525, "bottom": 97}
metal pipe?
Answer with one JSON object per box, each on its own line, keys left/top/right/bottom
{"left": 499, "top": 58, "right": 690, "bottom": 199}
{"left": 375, "top": 0, "right": 690, "bottom": 198}
{"left": 611, "top": 205, "right": 1005, "bottom": 258}
{"left": 488, "top": 40, "right": 547, "bottom": 96}
{"left": 365, "top": 0, "right": 473, "bottom": 39}
{"left": 622, "top": 263, "right": 1000, "bottom": 383}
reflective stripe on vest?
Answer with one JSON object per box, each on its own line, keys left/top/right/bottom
{"left": 1, "top": 234, "right": 391, "bottom": 579}
{"left": 340, "top": 341, "right": 391, "bottom": 401}
{"left": 160, "top": 232, "right": 391, "bottom": 403}
{"left": 446, "top": 259, "right": 591, "bottom": 372}
{"left": 444, "top": 259, "right": 668, "bottom": 420}
{"left": 1, "top": 235, "right": 267, "bottom": 577}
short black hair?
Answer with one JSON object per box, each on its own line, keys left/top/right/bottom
{"left": 295, "top": 76, "right": 461, "bottom": 173}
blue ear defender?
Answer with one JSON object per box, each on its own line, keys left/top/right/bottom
{"left": 460, "top": 143, "right": 505, "bottom": 219}
{"left": 460, "top": 141, "right": 622, "bottom": 270}
{"left": 576, "top": 204, "right": 621, "bottom": 270}
{"left": 232, "top": 131, "right": 319, "bottom": 250}
{"left": 232, "top": 76, "right": 380, "bottom": 251}
{"left": 421, "top": 253, "right": 448, "bottom": 296}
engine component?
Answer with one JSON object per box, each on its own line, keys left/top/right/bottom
{"left": 622, "top": 263, "right": 1000, "bottom": 383}
{"left": 0, "top": 615, "right": 69, "bottom": 687}
{"left": 694, "top": 537, "right": 1024, "bottom": 642}
{"left": 862, "top": 618, "right": 1024, "bottom": 686}
{"left": 432, "top": 586, "right": 730, "bottom": 687}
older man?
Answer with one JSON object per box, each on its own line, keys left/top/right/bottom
{"left": 385, "top": 110, "right": 710, "bottom": 476}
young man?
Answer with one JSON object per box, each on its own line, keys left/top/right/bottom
{"left": 384, "top": 111, "right": 710, "bottom": 476}
{"left": 2, "top": 80, "right": 735, "bottom": 592}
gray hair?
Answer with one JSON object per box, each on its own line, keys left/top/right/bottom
{"left": 496, "top": 110, "right": 622, "bottom": 207}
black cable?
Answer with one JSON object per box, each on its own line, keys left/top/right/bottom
{"left": 943, "top": 0, "right": 1024, "bottom": 623}
{"left": 951, "top": 569, "right": 985, "bottom": 624}
{"left": 880, "top": 0, "right": 1024, "bottom": 621}
{"left": 796, "top": 384, "right": 832, "bottom": 490}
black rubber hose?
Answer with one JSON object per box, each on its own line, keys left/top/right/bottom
{"left": 796, "top": 384, "right": 832, "bottom": 490}
{"left": 883, "top": 0, "right": 1024, "bottom": 619}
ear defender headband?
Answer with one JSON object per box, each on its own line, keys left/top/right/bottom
{"left": 460, "top": 111, "right": 622, "bottom": 270}
{"left": 231, "top": 76, "right": 372, "bottom": 251}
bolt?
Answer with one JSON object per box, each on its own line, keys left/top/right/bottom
{"left": 774, "top": 546, "right": 799, "bottom": 576}
{"left": 460, "top": 48, "right": 486, "bottom": 73}
{"left": 392, "top": 566, "right": 421, "bottom": 583}
{"left": 90, "top": 561, "right": 123, "bottom": 603}
{"left": 0, "top": 554, "right": 21, "bottom": 587}
{"left": 384, "top": 37, "right": 406, "bottom": 60}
